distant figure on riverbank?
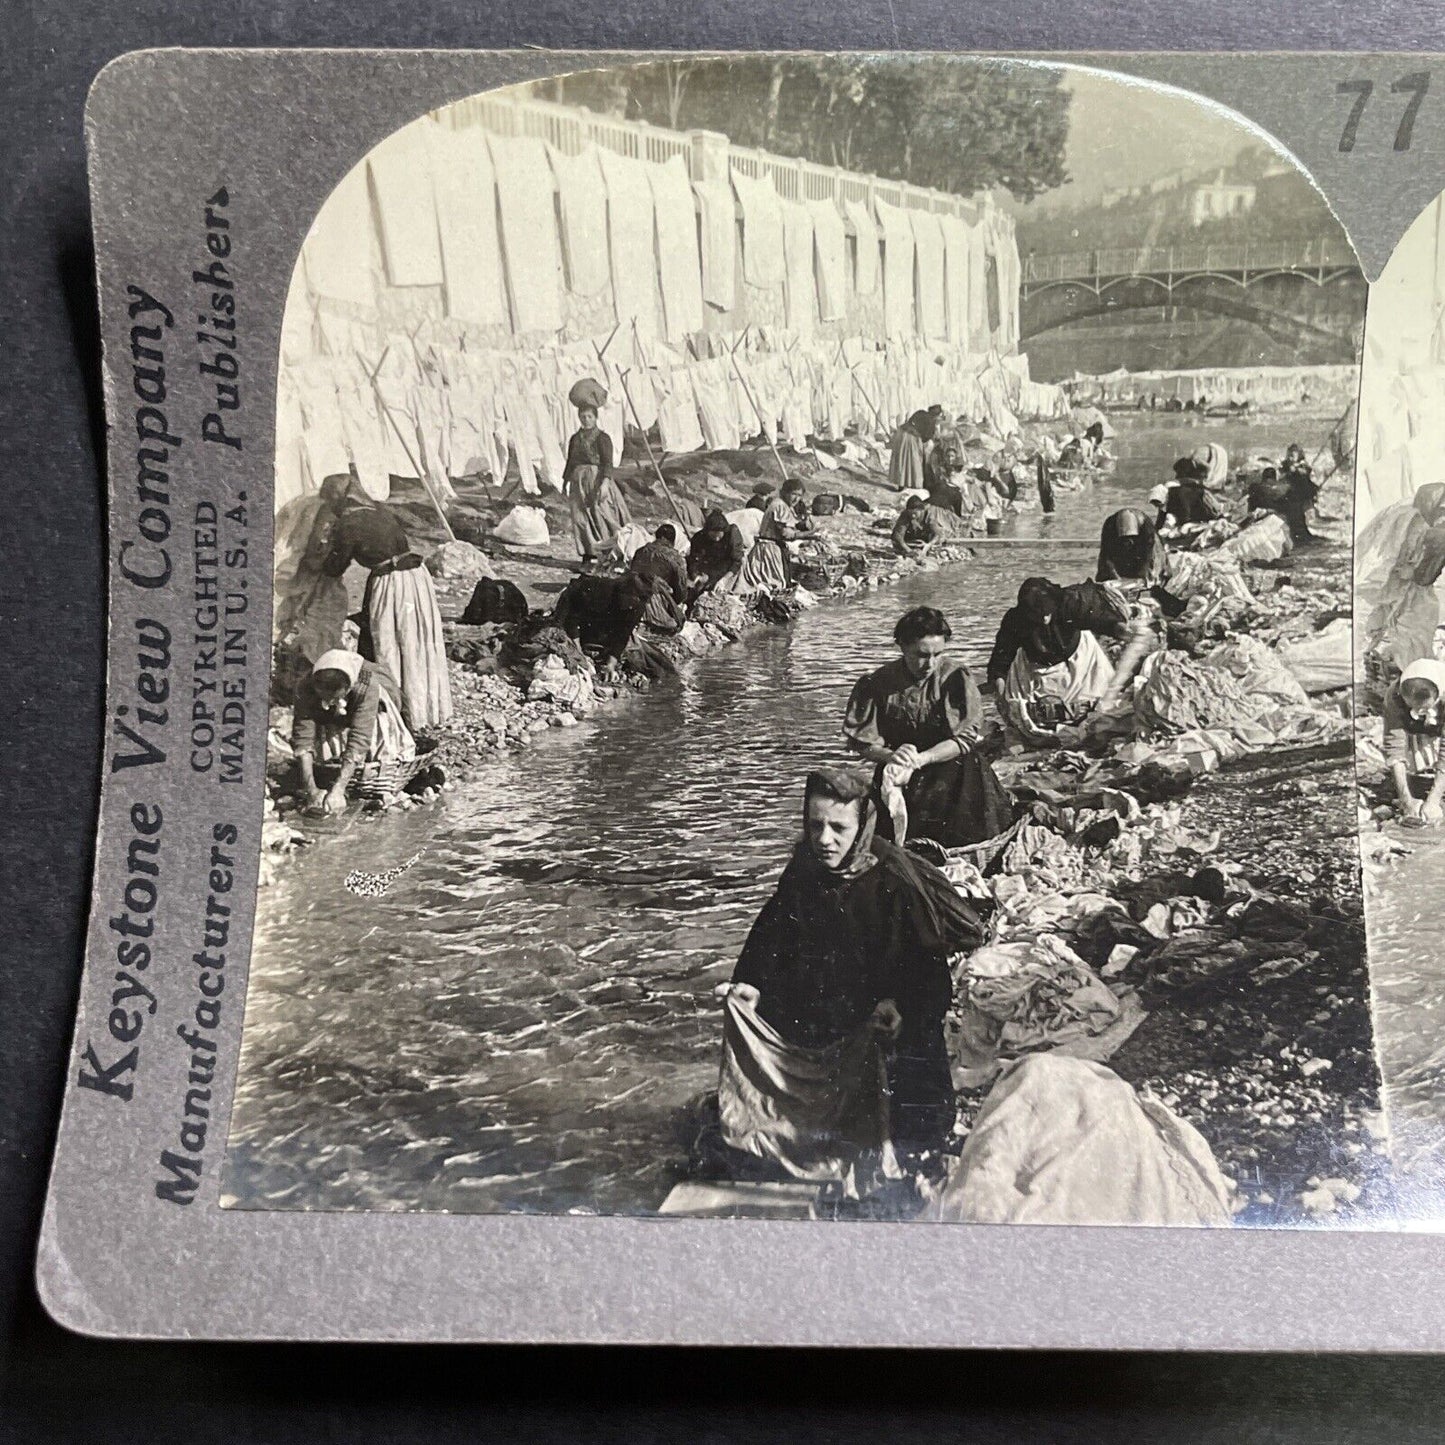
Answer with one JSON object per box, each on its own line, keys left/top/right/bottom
{"left": 888, "top": 410, "right": 936, "bottom": 493}
{"left": 987, "top": 578, "right": 1126, "bottom": 743}
{"left": 1096, "top": 507, "right": 1167, "bottom": 586}
{"left": 1383, "top": 658, "right": 1445, "bottom": 825}
{"left": 891, "top": 495, "right": 943, "bottom": 559}
{"left": 718, "top": 768, "right": 984, "bottom": 1174}
{"left": 1158, "top": 459, "right": 1223, "bottom": 529}
{"left": 629, "top": 523, "right": 689, "bottom": 633}
{"left": 844, "top": 607, "right": 1013, "bottom": 850}
{"left": 738, "top": 478, "right": 812, "bottom": 593}
{"left": 318, "top": 473, "right": 452, "bottom": 733}
{"left": 687, "top": 509, "right": 747, "bottom": 595}
{"left": 289, "top": 650, "right": 416, "bottom": 817}
{"left": 563, "top": 396, "right": 631, "bottom": 565}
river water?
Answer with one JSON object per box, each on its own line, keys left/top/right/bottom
{"left": 224, "top": 412, "right": 1335, "bottom": 1214}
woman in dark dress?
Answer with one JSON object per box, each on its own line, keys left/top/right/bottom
{"left": 1096, "top": 506, "right": 1167, "bottom": 585}
{"left": 728, "top": 768, "right": 984, "bottom": 1154}
{"left": 563, "top": 402, "right": 631, "bottom": 563}
{"left": 844, "top": 607, "right": 1013, "bottom": 850}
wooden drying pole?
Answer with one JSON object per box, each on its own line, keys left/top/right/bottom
{"left": 592, "top": 319, "right": 684, "bottom": 524}
{"left": 363, "top": 345, "right": 457, "bottom": 542}
{"left": 728, "top": 327, "right": 791, "bottom": 483}
{"left": 836, "top": 340, "right": 888, "bottom": 438}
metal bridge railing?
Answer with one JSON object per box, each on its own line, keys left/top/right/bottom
{"left": 1022, "top": 238, "right": 1356, "bottom": 283}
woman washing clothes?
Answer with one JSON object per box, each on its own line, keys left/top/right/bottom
{"left": 289, "top": 650, "right": 416, "bottom": 816}
{"left": 687, "top": 509, "right": 747, "bottom": 595}
{"left": 721, "top": 769, "right": 984, "bottom": 1168}
{"left": 563, "top": 393, "right": 631, "bottom": 565}
{"left": 844, "top": 607, "right": 1013, "bottom": 850}
{"left": 1096, "top": 506, "right": 1168, "bottom": 586}
{"left": 1382, "top": 657, "right": 1445, "bottom": 825}
{"left": 628, "top": 523, "right": 689, "bottom": 633}
{"left": 318, "top": 473, "right": 452, "bottom": 733}
{"left": 737, "top": 477, "right": 813, "bottom": 593}
{"left": 987, "top": 577, "right": 1127, "bottom": 745}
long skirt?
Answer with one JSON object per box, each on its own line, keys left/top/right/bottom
{"left": 737, "top": 538, "right": 792, "bottom": 594}
{"left": 566, "top": 464, "right": 631, "bottom": 560}
{"left": 364, "top": 566, "right": 453, "bottom": 733}
{"left": 874, "top": 750, "right": 1013, "bottom": 851}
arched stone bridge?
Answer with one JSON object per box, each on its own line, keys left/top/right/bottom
{"left": 1021, "top": 239, "right": 1365, "bottom": 359}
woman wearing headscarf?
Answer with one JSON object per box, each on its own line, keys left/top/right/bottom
{"left": 1381, "top": 657, "right": 1445, "bottom": 825}
{"left": 722, "top": 768, "right": 984, "bottom": 1166}
{"left": 1191, "top": 441, "right": 1229, "bottom": 488}
{"left": 987, "top": 578, "right": 1126, "bottom": 742}
{"left": 289, "top": 649, "right": 416, "bottom": 816}
{"left": 887, "top": 410, "right": 936, "bottom": 493}
{"left": 845, "top": 607, "right": 1013, "bottom": 850}
{"left": 317, "top": 474, "right": 452, "bottom": 734}
{"left": 563, "top": 396, "right": 631, "bottom": 564}
{"left": 1096, "top": 507, "right": 1168, "bottom": 586}
{"left": 1357, "top": 482, "right": 1445, "bottom": 674}
{"left": 687, "top": 509, "right": 747, "bottom": 594}
{"left": 1160, "top": 458, "right": 1223, "bottom": 527}
{"left": 737, "top": 478, "right": 812, "bottom": 594}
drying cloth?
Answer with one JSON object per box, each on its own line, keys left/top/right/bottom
{"left": 654, "top": 366, "right": 705, "bottom": 452}
{"left": 718, "top": 991, "right": 901, "bottom": 1185}
{"left": 596, "top": 147, "right": 659, "bottom": 336}
{"left": 843, "top": 198, "right": 879, "bottom": 296}
{"left": 548, "top": 144, "right": 611, "bottom": 297}
{"left": 781, "top": 199, "right": 817, "bottom": 339}
{"left": 426, "top": 127, "right": 508, "bottom": 328}
{"left": 692, "top": 357, "right": 743, "bottom": 451}
{"left": 931, "top": 1054, "right": 1232, "bottom": 1226}
{"left": 732, "top": 169, "right": 785, "bottom": 289}
{"left": 648, "top": 154, "right": 706, "bottom": 341}
{"left": 302, "top": 162, "right": 378, "bottom": 308}
{"left": 874, "top": 198, "right": 915, "bottom": 340}
{"left": 909, "top": 209, "right": 947, "bottom": 342}
{"left": 808, "top": 199, "right": 848, "bottom": 322}
{"left": 966, "top": 220, "right": 991, "bottom": 349}
{"left": 487, "top": 134, "right": 564, "bottom": 335}
{"left": 939, "top": 214, "right": 971, "bottom": 347}
{"left": 693, "top": 177, "right": 737, "bottom": 310}
{"left": 1134, "top": 649, "right": 1267, "bottom": 734}
{"left": 367, "top": 124, "right": 444, "bottom": 287}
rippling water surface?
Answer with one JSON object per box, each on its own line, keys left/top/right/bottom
{"left": 225, "top": 413, "right": 1332, "bottom": 1213}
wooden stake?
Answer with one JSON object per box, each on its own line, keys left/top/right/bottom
{"left": 597, "top": 328, "right": 684, "bottom": 524}
{"left": 728, "top": 329, "right": 791, "bottom": 482}
{"left": 364, "top": 348, "right": 457, "bottom": 542}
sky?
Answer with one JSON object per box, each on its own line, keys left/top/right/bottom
{"left": 1004, "top": 65, "right": 1264, "bottom": 215}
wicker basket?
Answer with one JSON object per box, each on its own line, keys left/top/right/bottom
{"left": 329, "top": 740, "right": 438, "bottom": 802}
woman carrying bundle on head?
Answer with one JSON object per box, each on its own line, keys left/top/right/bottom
{"left": 317, "top": 473, "right": 452, "bottom": 733}
{"left": 289, "top": 650, "right": 416, "bottom": 817}
{"left": 844, "top": 607, "right": 1013, "bottom": 850}
{"left": 563, "top": 379, "right": 631, "bottom": 565}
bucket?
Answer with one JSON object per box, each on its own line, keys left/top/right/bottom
{"left": 985, "top": 517, "right": 1005, "bottom": 537}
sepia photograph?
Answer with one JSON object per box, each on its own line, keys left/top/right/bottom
{"left": 223, "top": 56, "right": 1379, "bottom": 1228}
{"left": 1353, "top": 190, "right": 1445, "bottom": 1219}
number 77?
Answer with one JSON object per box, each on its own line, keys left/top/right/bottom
{"left": 1338, "top": 73, "right": 1431, "bottom": 153}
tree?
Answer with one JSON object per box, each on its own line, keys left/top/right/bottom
{"left": 545, "top": 56, "right": 1072, "bottom": 202}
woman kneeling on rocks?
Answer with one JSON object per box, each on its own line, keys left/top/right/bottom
{"left": 844, "top": 607, "right": 1013, "bottom": 849}
{"left": 290, "top": 649, "right": 415, "bottom": 816}
{"left": 987, "top": 578, "right": 1125, "bottom": 743}
{"left": 719, "top": 769, "right": 984, "bottom": 1172}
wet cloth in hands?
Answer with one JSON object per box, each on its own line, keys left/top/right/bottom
{"left": 718, "top": 990, "right": 900, "bottom": 1184}
{"left": 930, "top": 1053, "right": 1231, "bottom": 1226}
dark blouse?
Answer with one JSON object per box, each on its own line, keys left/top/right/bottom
{"left": 986, "top": 582, "right": 1127, "bottom": 686}
{"left": 732, "top": 839, "right": 981, "bottom": 1048}
{"left": 688, "top": 525, "right": 747, "bottom": 581}
{"left": 564, "top": 426, "right": 614, "bottom": 486}
{"left": 290, "top": 660, "right": 400, "bottom": 768}
{"left": 630, "top": 541, "right": 688, "bottom": 602}
{"left": 892, "top": 508, "right": 942, "bottom": 553}
{"left": 844, "top": 658, "right": 984, "bottom": 754}
{"left": 320, "top": 506, "right": 411, "bottom": 577}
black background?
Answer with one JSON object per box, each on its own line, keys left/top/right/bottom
{"left": 9, "top": 4, "right": 1445, "bottom": 1439}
